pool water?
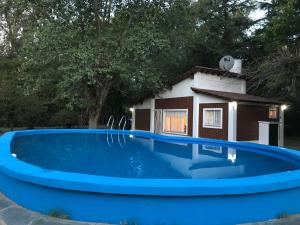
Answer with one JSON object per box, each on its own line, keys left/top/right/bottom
{"left": 11, "top": 133, "right": 300, "bottom": 179}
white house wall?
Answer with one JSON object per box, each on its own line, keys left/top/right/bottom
{"left": 197, "top": 93, "right": 227, "bottom": 104}
{"left": 134, "top": 98, "right": 153, "bottom": 109}
{"left": 156, "top": 77, "right": 195, "bottom": 99}
{"left": 134, "top": 73, "right": 238, "bottom": 109}
{"left": 132, "top": 73, "right": 241, "bottom": 137}
{"left": 194, "top": 72, "right": 246, "bottom": 94}
{"left": 279, "top": 108, "right": 285, "bottom": 147}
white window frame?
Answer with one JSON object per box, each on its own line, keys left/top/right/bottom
{"left": 203, "top": 108, "right": 223, "bottom": 129}
{"left": 202, "top": 145, "right": 223, "bottom": 153}
{"left": 162, "top": 109, "right": 188, "bottom": 136}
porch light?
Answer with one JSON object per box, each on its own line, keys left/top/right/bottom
{"left": 129, "top": 107, "right": 134, "bottom": 112}
{"left": 230, "top": 101, "right": 238, "bottom": 109}
{"left": 281, "top": 105, "right": 288, "bottom": 111}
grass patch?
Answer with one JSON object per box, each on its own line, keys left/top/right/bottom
{"left": 48, "top": 209, "right": 70, "bottom": 220}
{"left": 276, "top": 211, "right": 290, "bottom": 219}
{"left": 120, "top": 221, "right": 178, "bottom": 225}
{"left": 120, "top": 221, "right": 139, "bottom": 225}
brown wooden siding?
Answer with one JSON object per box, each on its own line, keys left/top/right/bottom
{"left": 155, "top": 97, "right": 193, "bottom": 136}
{"left": 237, "top": 104, "right": 279, "bottom": 141}
{"left": 199, "top": 103, "right": 228, "bottom": 140}
{"left": 135, "top": 109, "right": 150, "bottom": 131}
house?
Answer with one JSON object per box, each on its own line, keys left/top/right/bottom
{"left": 131, "top": 61, "right": 287, "bottom": 146}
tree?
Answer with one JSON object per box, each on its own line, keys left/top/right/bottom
{"left": 0, "top": 57, "right": 46, "bottom": 129}
{"left": 0, "top": 57, "right": 22, "bottom": 129}
{"left": 247, "top": 0, "right": 300, "bottom": 100}
{"left": 0, "top": 0, "right": 25, "bottom": 128}
{"left": 22, "top": 0, "right": 174, "bottom": 128}
{"left": 259, "top": 0, "right": 300, "bottom": 52}
{"left": 247, "top": 46, "right": 300, "bottom": 102}
{"left": 191, "top": 0, "right": 256, "bottom": 66}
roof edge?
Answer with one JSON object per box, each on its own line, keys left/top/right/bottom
{"left": 191, "top": 87, "right": 283, "bottom": 105}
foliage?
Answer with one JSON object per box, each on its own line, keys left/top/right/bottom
{"left": 192, "top": 0, "right": 256, "bottom": 66}
{"left": 50, "top": 110, "right": 79, "bottom": 128}
{"left": 247, "top": 47, "right": 300, "bottom": 102}
{"left": 0, "top": 0, "right": 47, "bottom": 129}
{"left": 20, "top": 0, "right": 177, "bottom": 128}
{"left": 0, "top": 56, "right": 46, "bottom": 129}
{"left": 260, "top": 0, "right": 300, "bottom": 52}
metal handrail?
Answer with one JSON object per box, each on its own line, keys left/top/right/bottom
{"left": 122, "top": 118, "right": 127, "bottom": 130}
{"left": 107, "top": 115, "right": 114, "bottom": 129}
{"left": 118, "top": 116, "right": 127, "bottom": 130}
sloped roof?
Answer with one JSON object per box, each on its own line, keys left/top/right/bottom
{"left": 191, "top": 87, "right": 282, "bottom": 104}
{"left": 170, "top": 66, "right": 246, "bottom": 86}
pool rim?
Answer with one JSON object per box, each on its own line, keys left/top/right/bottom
{"left": 1, "top": 129, "right": 300, "bottom": 196}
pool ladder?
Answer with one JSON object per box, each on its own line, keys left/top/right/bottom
{"left": 106, "top": 115, "right": 127, "bottom": 148}
{"left": 106, "top": 115, "right": 126, "bottom": 130}
{"left": 106, "top": 115, "right": 114, "bottom": 147}
{"left": 118, "top": 116, "right": 127, "bottom": 148}
{"left": 106, "top": 115, "right": 114, "bottom": 129}
{"left": 118, "top": 115, "right": 127, "bottom": 130}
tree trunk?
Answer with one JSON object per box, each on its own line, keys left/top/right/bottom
{"left": 88, "top": 111, "right": 100, "bottom": 128}
{"left": 87, "top": 82, "right": 111, "bottom": 129}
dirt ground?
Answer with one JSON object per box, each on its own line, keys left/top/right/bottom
{"left": 285, "top": 136, "right": 300, "bottom": 150}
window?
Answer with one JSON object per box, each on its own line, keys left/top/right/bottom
{"left": 203, "top": 108, "right": 223, "bottom": 129}
{"left": 269, "top": 107, "right": 278, "bottom": 119}
{"left": 163, "top": 110, "right": 188, "bottom": 135}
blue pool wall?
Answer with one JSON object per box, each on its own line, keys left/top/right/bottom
{"left": 1, "top": 129, "right": 300, "bottom": 225}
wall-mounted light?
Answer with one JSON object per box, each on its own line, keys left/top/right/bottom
{"left": 230, "top": 101, "right": 238, "bottom": 109}
{"left": 130, "top": 107, "right": 134, "bottom": 112}
{"left": 129, "top": 134, "right": 134, "bottom": 138}
{"left": 281, "top": 105, "right": 288, "bottom": 111}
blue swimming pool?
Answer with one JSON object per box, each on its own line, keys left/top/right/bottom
{"left": 11, "top": 133, "right": 299, "bottom": 179}
{"left": 1, "top": 129, "right": 300, "bottom": 225}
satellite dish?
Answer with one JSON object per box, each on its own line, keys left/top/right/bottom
{"left": 219, "top": 55, "right": 234, "bottom": 71}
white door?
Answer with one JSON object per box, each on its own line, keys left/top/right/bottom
{"left": 154, "top": 109, "right": 163, "bottom": 134}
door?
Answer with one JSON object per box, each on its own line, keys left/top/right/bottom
{"left": 135, "top": 109, "right": 151, "bottom": 131}
{"left": 269, "top": 123, "right": 279, "bottom": 146}
{"left": 154, "top": 109, "right": 163, "bottom": 134}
